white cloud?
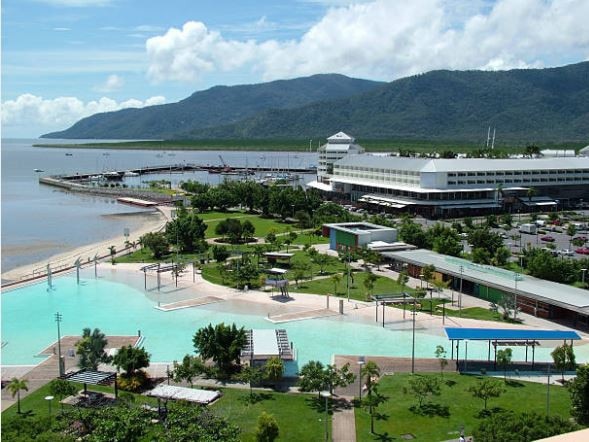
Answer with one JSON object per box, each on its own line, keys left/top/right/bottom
{"left": 52, "top": 27, "right": 71, "bottom": 31}
{"left": 1, "top": 94, "right": 166, "bottom": 135}
{"left": 94, "top": 74, "right": 124, "bottom": 92}
{"left": 146, "top": 0, "right": 589, "bottom": 83}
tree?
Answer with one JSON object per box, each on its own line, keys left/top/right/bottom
{"left": 265, "top": 231, "right": 277, "bottom": 249}
{"left": 569, "top": 363, "right": 589, "bottom": 424}
{"left": 140, "top": 232, "right": 169, "bottom": 259}
{"left": 193, "top": 323, "right": 246, "bottom": 376}
{"left": 331, "top": 273, "right": 342, "bottom": 295}
{"left": 298, "top": 360, "right": 327, "bottom": 397}
{"left": 112, "top": 345, "right": 150, "bottom": 378}
{"left": 527, "top": 186, "right": 537, "bottom": 202}
{"left": 408, "top": 375, "right": 441, "bottom": 408}
{"left": 291, "top": 259, "right": 311, "bottom": 288}
{"left": 234, "top": 256, "right": 260, "bottom": 289}
{"left": 7, "top": 377, "right": 28, "bottom": 414}
{"left": 237, "top": 365, "right": 265, "bottom": 399}
{"left": 434, "top": 345, "right": 448, "bottom": 377}
{"left": 108, "top": 245, "right": 117, "bottom": 264}
{"left": 49, "top": 379, "right": 78, "bottom": 412}
{"left": 363, "top": 272, "right": 378, "bottom": 300}
{"left": 166, "top": 212, "right": 208, "bottom": 253}
{"left": 256, "top": 412, "right": 279, "bottom": 442}
{"left": 215, "top": 218, "right": 244, "bottom": 243}
{"left": 361, "top": 361, "right": 383, "bottom": 434}
{"left": 474, "top": 411, "right": 578, "bottom": 442}
{"left": 265, "top": 356, "right": 284, "bottom": 383}
{"left": 242, "top": 219, "right": 256, "bottom": 242}
{"left": 552, "top": 343, "right": 576, "bottom": 382}
{"left": 496, "top": 348, "right": 513, "bottom": 380}
{"left": 468, "top": 378, "right": 504, "bottom": 411}
{"left": 312, "top": 253, "right": 330, "bottom": 275}
{"left": 76, "top": 327, "right": 112, "bottom": 371}
{"left": 397, "top": 271, "right": 409, "bottom": 291}
{"left": 172, "top": 354, "right": 205, "bottom": 387}
{"left": 212, "top": 245, "right": 230, "bottom": 263}
{"left": 324, "top": 363, "right": 356, "bottom": 395}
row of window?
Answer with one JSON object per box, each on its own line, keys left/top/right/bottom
{"left": 447, "top": 177, "right": 589, "bottom": 186}
{"left": 335, "top": 165, "right": 420, "bottom": 176}
{"left": 448, "top": 169, "right": 589, "bottom": 177}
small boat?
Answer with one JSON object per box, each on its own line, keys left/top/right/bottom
{"left": 123, "top": 171, "right": 139, "bottom": 177}
{"left": 33, "top": 168, "right": 44, "bottom": 172}
{"left": 65, "top": 153, "right": 73, "bottom": 156}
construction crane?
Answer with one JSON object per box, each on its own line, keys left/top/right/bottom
{"left": 218, "top": 154, "right": 232, "bottom": 172}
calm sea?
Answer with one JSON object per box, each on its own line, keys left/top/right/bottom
{"left": 0, "top": 139, "right": 317, "bottom": 273}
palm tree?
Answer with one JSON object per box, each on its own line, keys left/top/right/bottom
{"left": 76, "top": 327, "right": 111, "bottom": 370}
{"left": 331, "top": 273, "right": 342, "bottom": 296}
{"left": 527, "top": 186, "right": 537, "bottom": 203}
{"left": 108, "top": 245, "right": 117, "bottom": 264}
{"left": 8, "top": 378, "right": 28, "bottom": 414}
{"left": 361, "top": 361, "right": 381, "bottom": 433}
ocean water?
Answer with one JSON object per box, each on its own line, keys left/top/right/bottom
{"left": 0, "top": 139, "right": 316, "bottom": 273}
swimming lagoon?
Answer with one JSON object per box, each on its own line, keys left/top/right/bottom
{"left": 2, "top": 275, "right": 587, "bottom": 371}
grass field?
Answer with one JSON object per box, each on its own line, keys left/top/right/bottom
{"left": 290, "top": 269, "right": 415, "bottom": 301}
{"left": 355, "top": 373, "right": 573, "bottom": 441}
{"left": 3, "top": 373, "right": 576, "bottom": 442}
{"left": 1, "top": 381, "right": 325, "bottom": 442}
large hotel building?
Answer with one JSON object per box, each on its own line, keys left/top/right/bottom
{"left": 308, "top": 132, "right": 589, "bottom": 217}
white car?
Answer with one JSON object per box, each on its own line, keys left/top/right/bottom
{"left": 558, "top": 249, "right": 574, "bottom": 256}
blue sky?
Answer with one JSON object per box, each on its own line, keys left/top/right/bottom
{"left": 2, "top": 0, "right": 588, "bottom": 137}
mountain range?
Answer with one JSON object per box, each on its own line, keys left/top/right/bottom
{"left": 42, "top": 62, "right": 589, "bottom": 143}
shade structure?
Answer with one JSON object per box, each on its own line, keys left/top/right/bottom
{"left": 147, "top": 385, "right": 220, "bottom": 404}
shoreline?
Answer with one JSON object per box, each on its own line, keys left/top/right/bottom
{"left": 0, "top": 207, "right": 169, "bottom": 285}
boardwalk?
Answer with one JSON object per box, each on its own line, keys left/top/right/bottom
{"left": 155, "top": 296, "right": 224, "bottom": 311}
{"left": 266, "top": 308, "right": 340, "bottom": 323}
{"left": 1, "top": 335, "right": 139, "bottom": 412}
{"left": 332, "top": 397, "right": 357, "bottom": 442}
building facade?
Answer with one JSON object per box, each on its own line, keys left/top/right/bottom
{"left": 317, "top": 132, "right": 365, "bottom": 184}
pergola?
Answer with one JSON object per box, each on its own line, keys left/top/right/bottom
{"left": 140, "top": 263, "right": 183, "bottom": 290}
{"left": 263, "top": 252, "right": 294, "bottom": 266}
{"left": 63, "top": 369, "right": 118, "bottom": 397}
{"left": 371, "top": 293, "right": 418, "bottom": 327}
{"left": 445, "top": 327, "right": 581, "bottom": 371}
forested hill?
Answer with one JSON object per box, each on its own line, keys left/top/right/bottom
{"left": 43, "top": 62, "right": 589, "bottom": 143}
{"left": 184, "top": 62, "right": 589, "bottom": 143}
{"left": 41, "top": 74, "right": 384, "bottom": 140}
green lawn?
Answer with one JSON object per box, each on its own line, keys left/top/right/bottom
{"left": 290, "top": 270, "right": 414, "bottom": 301}
{"left": 213, "top": 388, "right": 327, "bottom": 441}
{"left": 205, "top": 215, "right": 296, "bottom": 239}
{"left": 355, "top": 373, "right": 573, "bottom": 441}
{"left": 2, "top": 381, "right": 325, "bottom": 442}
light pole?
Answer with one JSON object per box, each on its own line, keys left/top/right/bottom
{"left": 419, "top": 273, "right": 424, "bottom": 289}
{"left": 55, "top": 312, "right": 64, "bottom": 377}
{"left": 45, "top": 395, "right": 54, "bottom": 420}
{"left": 459, "top": 265, "right": 464, "bottom": 317}
{"left": 411, "top": 300, "right": 416, "bottom": 374}
{"left": 347, "top": 246, "right": 351, "bottom": 302}
{"left": 514, "top": 273, "right": 520, "bottom": 321}
{"left": 581, "top": 268, "right": 587, "bottom": 287}
{"left": 357, "top": 358, "right": 365, "bottom": 400}
{"left": 320, "top": 390, "right": 331, "bottom": 442}
{"left": 171, "top": 209, "right": 179, "bottom": 264}
{"left": 464, "top": 340, "right": 469, "bottom": 372}
{"left": 546, "top": 364, "right": 551, "bottom": 416}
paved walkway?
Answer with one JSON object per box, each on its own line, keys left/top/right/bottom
{"left": 1, "top": 335, "right": 138, "bottom": 411}
{"left": 332, "top": 397, "right": 357, "bottom": 442}
{"left": 267, "top": 308, "right": 340, "bottom": 323}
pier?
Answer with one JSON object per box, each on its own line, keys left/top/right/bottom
{"left": 55, "top": 163, "right": 317, "bottom": 182}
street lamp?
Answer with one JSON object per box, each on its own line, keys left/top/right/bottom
{"left": 320, "top": 390, "right": 331, "bottom": 442}
{"left": 411, "top": 300, "right": 417, "bottom": 374}
{"left": 357, "top": 358, "right": 365, "bottom": 400}
{"left": 55, "top": 312, "right": 64, "bottom": 377}
{"left": 459, "top": 265, "right": 464, "bottom": 317}
{"left": 464, "top": 340, "right": 469, "bottom": 372}
{"left": 347, "top": 246, "right": 351, "bottom": 302}
{"left": 581, "top": 268, "right": 587, "bottom": 286}
{"left": 45, "top": 395, "right": 54, "bottom": 419}
{"left": 419, "top": 273, "right": 424, "bottom": 289}
{"left": 514, "top": 273, "right": 520, "bottom": 321}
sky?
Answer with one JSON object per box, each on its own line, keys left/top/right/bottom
{"left": 2, "top": 0, "right": 589, "bottom": 138}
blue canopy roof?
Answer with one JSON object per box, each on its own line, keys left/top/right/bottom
{"left": 445, "top": 327, "right": 581, "bottom": 341}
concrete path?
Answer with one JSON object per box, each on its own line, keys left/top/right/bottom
{"left": 332, "top": 397, "right": 357, "bottom": 442}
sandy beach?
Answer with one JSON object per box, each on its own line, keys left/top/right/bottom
{"left": 0, "top": 206, "right": 171, "bottom": 285}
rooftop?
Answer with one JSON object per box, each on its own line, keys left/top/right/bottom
{"left": 383, "top": 249, "right": 589, "bottom": 314}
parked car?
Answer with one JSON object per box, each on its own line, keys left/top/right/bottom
{"left": 558, "top": 249, "right": 574, "bottom": 256}
{"left": 540, "top": 235, "right": 555, "bottom": 242}
{"left": 575, "top": 247, "right": 589, "bottom": 255}
{"left": 574, "top": 236, "right": 587, "bottom": 242}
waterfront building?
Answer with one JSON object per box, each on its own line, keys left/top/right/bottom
{"left": 309, "top": 132, "right": 589, "bottom": 217}
{"left": 322, "top": 222, "right": 397, "bottom": 251}
{"left": 317, "top": 131, "right": 364, "bottom": 184}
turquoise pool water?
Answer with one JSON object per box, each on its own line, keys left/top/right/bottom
{"left": 2, "top": 277, "right": 587, "bottom": 372}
